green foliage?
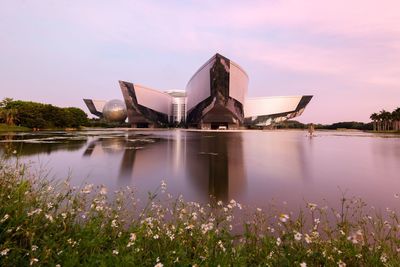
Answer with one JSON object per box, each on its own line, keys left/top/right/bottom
{"left": 1, "top": 160, "right": 399, "bottom": 266}
{"left": 370, "top": 107, "right": 400, "bottom": 131}
{"left": 276, "top": 120, "right": 308, "bottom": 129}
{"left": 86, "top": 118, "right": 130, "bottom": 128}
{"left": 1, "top": 98, "right": 88, "bottom": 129}
{"left": 316, "top": 121, "right": 373, "bottom": 131}
{"left": 276, "top": 120, "right": 374, "bottom": 131}
{"left": 0, "top": 124, "right": 30, "bottom": 132}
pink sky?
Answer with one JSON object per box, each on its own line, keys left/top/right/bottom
{"left": 1, "top": 0, "right": 400, "bottom": 123}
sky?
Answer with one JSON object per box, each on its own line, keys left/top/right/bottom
{"left": 0, "top": 0, "right": 399, "bottom": 124}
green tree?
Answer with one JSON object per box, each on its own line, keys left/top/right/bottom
{"left": 370, "top": 113, "right": 378, "bottom": 131}
{"left": 391, "top": 107, "right": 400, "bottom": 131}
{"left": 4, "top": 100, "right": 89, "bottom": 129}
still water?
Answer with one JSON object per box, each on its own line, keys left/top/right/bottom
{"left": 1, "top": 130, "right": 399, "bottom": 211}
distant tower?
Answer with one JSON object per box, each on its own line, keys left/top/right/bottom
{"left": 166, "top": 90, "right": 187, "bottom": 124}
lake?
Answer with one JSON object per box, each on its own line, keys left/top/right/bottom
{"left": 1, "top": 129, "right": 399, "bottom": 211}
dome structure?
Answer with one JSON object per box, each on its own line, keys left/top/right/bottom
{"left": 102, "top": 99, "right": 127, "bottom": 122}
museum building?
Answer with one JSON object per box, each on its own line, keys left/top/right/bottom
{"left": 84, "top": 53, "right": 312, "bottom": 129}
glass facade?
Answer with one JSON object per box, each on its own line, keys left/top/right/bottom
{"left": 171, "top": 99, "right": 186, "bottom": 123}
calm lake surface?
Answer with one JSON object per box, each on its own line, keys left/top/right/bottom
{"left": 1, "top": 129, "right": 399, "bottom": 211}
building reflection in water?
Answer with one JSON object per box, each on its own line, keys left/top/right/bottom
{"left": 81, "top": 131, "right": 246, "bottom": 202}
{"left": 185, "top": 132, "right": 246, "bottom": 202}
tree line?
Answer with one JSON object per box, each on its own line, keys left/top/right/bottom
{"left": 0, "top": 98, "right": 88, "bottom": 129}
{"left": 276, "top": 120, "right": 373, "bottom": 131}
{"left": 370, "top": 108, "right": 400, "bottom": 131}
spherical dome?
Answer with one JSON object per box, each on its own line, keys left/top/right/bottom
{"left": 102, "top": 99, "right": 127, "bottom": 122}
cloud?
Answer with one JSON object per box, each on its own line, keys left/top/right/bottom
{"left": 41, "top": 0, "right": 399, "bottom": 86}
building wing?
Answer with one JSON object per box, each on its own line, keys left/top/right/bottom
{"left": 244, "top": 95, "right": 313, "bottom": 126}
{"left": 83, "top": 99, "right": 106, "bottom": 117}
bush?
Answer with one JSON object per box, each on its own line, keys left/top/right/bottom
{"left": 3, "top": 100, "right": 88, "bottom": 129}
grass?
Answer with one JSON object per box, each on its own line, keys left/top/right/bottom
{"left": 0, "top": 159, "right": 399, "bottom": 266}
{"left": 0, "top": 124, "right": 30, "bottom": 132}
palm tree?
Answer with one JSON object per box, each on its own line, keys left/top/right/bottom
{"left": 0, "top": 108, "right": 18, "bottom": 126}
{"left": 370, "top": 112, "right": 378, "bottom": 131}
{"left": 392, "top": 107, "right": 400, "bottom": 131}
{"left": 379, "top": 110, "right": 392, "bottom": 131}
{"left": 0, "top": 98, "right": 13, "bottom": 108}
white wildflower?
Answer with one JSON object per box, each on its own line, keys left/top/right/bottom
{"left": 153, "top": 234, "right": 159, "bottom": 239}
{"left": 112, "top": 249, "right": 119, "bottom": 255}
{"left": 31, "top": 245, "right": 38, "bottom": 251}
{"left": 111, "top": 219, "right": 118, "bottom": 228}
{"left": 300, "top": 262, "right": 307, "bottom": 267}
{"left": 217, "top": 240, "right": 226, "bottom": 252}
{"left": 1, "top": 248, "right": 10, "bottom": 256}
{"left": 276, "top": 237, "right": 282, "bottom": 246}
{"left": 99, "top": 186, "right": 108, "bottom": 195}
{"left": 307, "top": 203, "right": 317, "bottom": 211}
{"left": 95, "top": 205, "right": 104, "bottom": 211}
{"left": 81, "top": 184, "right": 93, "bottom": 194}
{"left": 294, "top": 232, "right": 302, "bottom": 241}
{"left": 279, "top": 214, "right": 289, "bottom": 223}
{"left": 160, "top": 180, "right": 167, "bottom": 193}
{"left": 45, "top": 214, "right": 54, "bottom": 222}
{"left": 256, "top": 208, "right": 262, "bottom": 212}
{"left": 0, "top": 214, "right": 10, "bottom": 223}
{"left": 347, "top": 230, "right": 363, "bottom": 245}
{"left": 27, "top": 208, "right": 42, "bottom": 217}
{"left": 129, "top": 233, "right": 137, "bottom": 242}
{"left": 127, "top": 233, "right": 137, "bottom": 247}
{"left": 30, "top": 258, "right": 39, "bottom": 265}
{"left": 55, "top": 265, "right": 61, "bottom": 267}
{"left": 337, "top": 260, "right": 346, "bottom": 267}
{"left": 304, "top": 234, "right": 312, "bottom": 244}
{"left": 380, "top": 253, "right": 387, "bottom": 263}
{"left": 154, "top": 263, "right": 163, "bottom": 267}
{"left": 201, "top": 222, "right": 214, "bottom": 234}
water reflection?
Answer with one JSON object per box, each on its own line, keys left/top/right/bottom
{"left": 185, "top": 133, "right": 246, "bottom": 202}
{"left": 79, "top": 131, "right": 246, "bottom": 201}
{"left": 0, "top": 132, "right": 87, "bottom": 157}
{"left": 1, "top": 130, "right": 400, "bottom": 211}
